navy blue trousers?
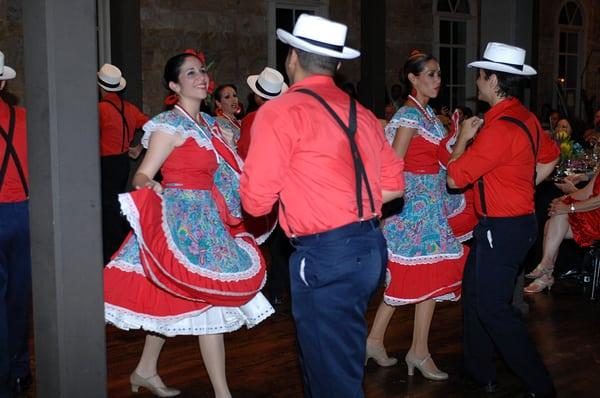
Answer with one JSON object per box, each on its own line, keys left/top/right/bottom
{"left": 0, "top": 201, "right": 31, "bottom": 393}
{"left": 463, "top": 214, "right": 554, "bottom": 395}
{"left": 289, "top": 219, "right": 386, "bottom": 398}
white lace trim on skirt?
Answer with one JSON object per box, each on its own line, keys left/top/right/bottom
{"left": 105, "top": 293, "right": 274, "bottom": 337}
{"left": 383, "top": 281, "right": 462, "bottom": 306}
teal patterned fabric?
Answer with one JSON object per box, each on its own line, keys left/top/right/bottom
{"left": 383, "top": 172, "right": 463, "bottom": 264}
{"left": 162, "top": 189, "right": 252, "bottom": 274}
{"left": 385, "top": 105, "right": 446, "bottom": 144}
{"left": 383, "top": 105, "right": 464, "bottom": 265}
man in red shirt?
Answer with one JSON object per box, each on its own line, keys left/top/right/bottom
{"left": 237, "top": 66, "right": 287, "bottom": 160}
{"left": 238, "top": 67, "right": 290, "bottom": 306}
{"left": 240, "top": 14, "right": 404, "bottom": 397}
{"left": 0, "top": 51, "right": 32, "bottom": 395}
{"left": 447, "top": 43, "right": 559, "bottom": 398}
{"left": 97, "top": 63, "right": 148, "bottom": 263}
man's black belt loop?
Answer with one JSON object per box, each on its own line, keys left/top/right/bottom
{"left": 296, "top": 88, "right": 376, "bottom": 219}
{"left": 101, "top": 96, "right": 130, "bottom": 153}
{"left": 0, "top": 103, "right": 28, "bottom": 197}
{"left": 477, "top": 116, "right": 539, "bottom": 218}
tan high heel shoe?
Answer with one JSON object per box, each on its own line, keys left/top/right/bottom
{"left": 525, "top": 264, "right": 554, "bottom": 279}
{"left": 130, "top": 371, "right": 181, "bottom": 397}
{"left": 365, "top": 342, "right": 398, "bottom": 367}
{"left": 524, "top": 274, "right": 555, "bottom": 294}
{"left": 405, "top": 352, "right": 448, "bottom": 381}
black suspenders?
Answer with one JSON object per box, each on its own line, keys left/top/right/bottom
{"left": 0, "top": 103, "right": 28, "bottom": 197}
{"left": 296, "top": 88, "right": 376, "bottom": 220}
{"left": 477, "top": 116, "right": 540, "bottom": 217}
{"left": 101, "top": 96, "right": 130, "bottom": 153}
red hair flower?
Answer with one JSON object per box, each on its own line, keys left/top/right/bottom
{"left": 183, "top": 49, "right": 206, "bottom": 65}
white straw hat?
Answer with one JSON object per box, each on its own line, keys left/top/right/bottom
{"left": 247, "top": 67, "right": 288, "bottom": 100}
{"left": 0, "top": 51, "right": 16, "bottom": 81}
{"left": 276, "top": 14, "right": 360, "bottom": 60}
{"left": 467, "top": 42, "right": 536, "bottom": 76}
{"left": 97, "top": 63, "right": 127, "bottom": 91}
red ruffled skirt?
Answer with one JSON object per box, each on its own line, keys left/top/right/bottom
{"left": 104, "top": 187, "right": 274, "bottom": 336}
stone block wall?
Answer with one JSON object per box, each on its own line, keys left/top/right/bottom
{"left": 139, "top": 0, "right": 271, "bottom": 116}
{"left": 139, "top": 0, "right": 367, "bottom": 116}
{"left": 385, "top": 0, "right": 434, "bottom": 93}
{"left": 328, "top": 0, "right": 361, "bottom": 89}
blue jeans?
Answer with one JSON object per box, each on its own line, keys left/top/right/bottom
{"left": 0, "top": 201, "right": 31, "bottom": 391}
{"left": 463, "top": 214, "right": 553, "bottom": 395}
{"left": 289, "top": 219, "right": 386, "bottom": 398}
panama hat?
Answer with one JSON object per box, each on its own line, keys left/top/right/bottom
{"left": 97, "top": 63, "right": 126, "bottom": 91}
{"left": 468, "top": 42, "right": 536, "bottom": 76}
{"left": 276, "top": 14, "right": 360, "bottom": 60}
{"left": 0, "top": 51, "right": 16, "bottom": 81}
{"left": 247, "top": 67, "right": 288, "bottom": 100}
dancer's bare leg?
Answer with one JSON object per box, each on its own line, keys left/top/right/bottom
{"left": 133, "top": 334, "right": 169, "bottom": 388}
{"left": 199, "top": 333, "right": 232, "bottom": 398}
{"left": 408, "top": 299, "right": 441, "bottom": 372}
{"left": 367, "top": 301, "right": 396, "bottom": 345}
{"left": 540, "top": 214, "right": 573, "bottom": 269}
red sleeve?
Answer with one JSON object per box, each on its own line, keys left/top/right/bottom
{"left": 536, "top": 122, "right": 560, "bottom": 163}
{"left": 378, "top": 127, "right": 405, "bottom": 192}
{"left": 98, "top": 102, "right": 109, "bottom": 130}
{"left": 437, "top": 133, "right": 454, "bottom": 167}
{"left": 447, "top": 123, "right": 512, "bottom": 188}
{"left": 237, "top": 113, "right": 254, "bottom": 160}
{"left": 240, "top": 103, "right": 299, "bottom": 216}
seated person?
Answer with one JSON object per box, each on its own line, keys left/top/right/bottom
{"left": 524, "top": 171, "right": 600, "bottom": 293}
{"left": 554, "top": 118, "right": 572, "bottom": 140}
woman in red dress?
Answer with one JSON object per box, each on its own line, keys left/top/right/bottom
{"left": 365, "top": 51, "right": 470, "bottom": 380}
{"left": 103, "top": 53, "right": 273, "bottom": 397}
{"left": 525, "top": 171, "right": 600, "bottom": 293}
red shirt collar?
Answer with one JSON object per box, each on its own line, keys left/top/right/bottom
{"left": 483, "top": 97, "right": 520, "bottom": 124}
{"left": 289, "top": 75, "right": 335, "bottom": 91}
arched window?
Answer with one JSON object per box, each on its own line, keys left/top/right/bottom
{"left": 433, "top": 0, "right": 477, "bottom": 111}
{"left": 556, "top": 1, "right": 584, "bottom": 117}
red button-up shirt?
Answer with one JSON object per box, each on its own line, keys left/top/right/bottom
{"left": 240, "top": 75, "right": 405, "bottom": 237}
{"left": 0, "top": 99, "right": 28, "bottom": 203}
{"left": 447, "top": 98, "right": 559, "bottom": 217}
{"left": 98, "top": 93, "right": 148, "bottom": 156}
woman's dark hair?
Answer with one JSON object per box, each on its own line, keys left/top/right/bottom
{"left": 480, "top": 68, "right": 524, "bottom": 99}
{"left": 214, "top": 84, "right": 237, "bottom": 102}
{"left": 402, "top": 50, "right": 437, "bottom": 96}
{"left": 163, "top": 53, "right": 196, "bottom": 88}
